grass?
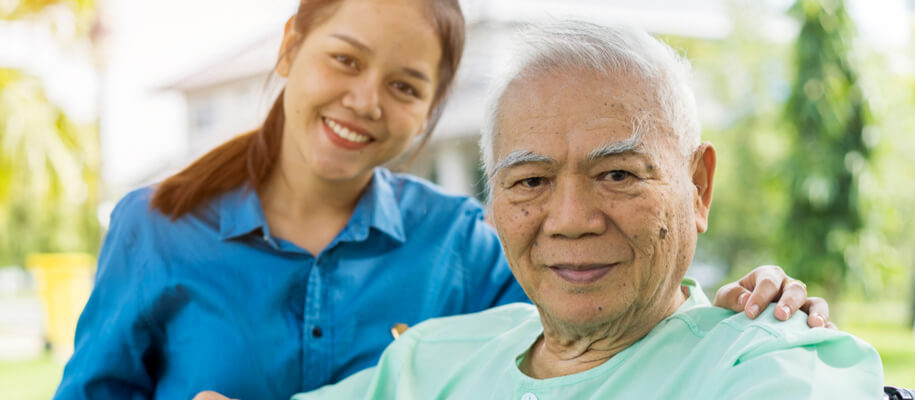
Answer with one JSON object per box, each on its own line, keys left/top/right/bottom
{"left": 0, "top": 352, "right": 62, "bottom": 400}
{"left": 0, "top": 302, "right": 911, "bottom": 396}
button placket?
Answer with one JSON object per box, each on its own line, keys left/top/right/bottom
{"left": 302, "top": 257, "right": 328, "bottom": 388}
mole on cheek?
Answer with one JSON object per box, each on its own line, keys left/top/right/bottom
{"left": 648, "top": 164, "right": 655, "bottom": 172}
{"left": 598, "top": 306, "right": 603, "bottom": 311}
{"left": 659, "top": 227, "right": 668, "bottom": 239}
{"left": 521, "top": 208, "right": 530, "bottom": 216}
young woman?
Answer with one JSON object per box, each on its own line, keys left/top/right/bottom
{"left": 55, "top": 0, "right": 829, "bottom": 399}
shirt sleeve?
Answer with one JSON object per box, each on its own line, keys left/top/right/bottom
{"left": 697, "top": 325, "right": 885, "bottom": 399}
{"left": 458, "top": 202, "right": 529, "bottom": 312}
{"left": 54, "top": 194, "right": 158, "bottom": 400}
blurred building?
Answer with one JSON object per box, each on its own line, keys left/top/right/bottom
{"left": 152, "top": 0, "right": 796, "bottom": 201}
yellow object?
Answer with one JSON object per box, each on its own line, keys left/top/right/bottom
{"left": 26, "top": 253, "right": 95, "bottom": 363}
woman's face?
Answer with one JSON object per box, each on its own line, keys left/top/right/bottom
{"left": 276, "top": 0, "right": 442, "bottom": 185}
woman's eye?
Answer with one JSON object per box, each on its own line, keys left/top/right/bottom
{"left": 604, "top": 170, "right": 631, "bottom": 182}
{"left": 391, "top": 81, "right": 419, "bottom": 98}
{"left": 333, "top": 54, "right": 358, "bottom": 69}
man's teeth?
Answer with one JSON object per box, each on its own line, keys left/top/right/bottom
{"left": 324, "top": 118, "right": 371, "bottom": 143}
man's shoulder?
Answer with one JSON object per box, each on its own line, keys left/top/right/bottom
{"left": 677, "top": 302, "right": 854, "bottom": 346}
{"left": 404, "top": 303, "right": 540, "bottom": 344}
{"left": 677, "top": 303, "right": 880, "bottom": 369}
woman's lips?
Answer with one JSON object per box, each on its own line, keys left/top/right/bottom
{"left": 321, "top": 117, "right": 374, "bottom": 150}
{"left": 549, "top": 264, "right": 617, "bottom": 284}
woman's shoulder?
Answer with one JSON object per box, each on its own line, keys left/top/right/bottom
{"left": 110, "top": 186, "right": 158, "bottom": 224}
{"left": 380, "top": 168, "right": 486, "bottom": 219}
{"left": 108, "top": 185, "right": 212, "bottom": 238}
{"left": 111, "top": 185, "right": 224, "bottom": 226}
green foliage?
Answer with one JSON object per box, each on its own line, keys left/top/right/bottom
{"left": 781, "top": 0, "right": 871, "bottom": 298}
{"left": 0, "top": 0, "right": 94, "bottom": 19}
{"left": 0, "top": 69, "right": 101, "bottom": 266}
{"left": 671, "top": 0, "right": 914, "bottom": 306}
{"left": 664, "top": 2, "right": 796, "bottom": 280}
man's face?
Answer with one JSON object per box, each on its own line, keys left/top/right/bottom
{"left": 490, "top": 68, "right": 713, "bottom": 329}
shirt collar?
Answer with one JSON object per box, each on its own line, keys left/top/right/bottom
{"left": 217, "top": 169, "right": 406, "bottom": 244}
{"left": 344, "top": 168, "right": 406, "bottom": 244}
{"left": 670, "top": 277, "right": 710, "bottom": 314}
{"left": 218, "top": 184, "right": 270, "bottom": 241}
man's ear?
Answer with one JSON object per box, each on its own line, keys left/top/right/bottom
{"left": 690, "top": 142, "right": 717, "bottom": 233}
{"left": 276, "top": 16, "right": 301, "bottom": 78}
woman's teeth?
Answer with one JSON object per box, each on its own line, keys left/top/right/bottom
{"left": 324, "top": 118, "right": 371, "bottom": 143}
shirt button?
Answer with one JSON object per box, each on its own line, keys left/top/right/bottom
{"left": 521, "top": 393, "right": 537, "bottom": 400}
{"left": 312, "top": 326, "right": 323, "bottom": 338}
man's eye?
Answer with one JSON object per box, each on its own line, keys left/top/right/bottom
{"left": 603, "top": 170, "right": 631, "bottom": 182}
{"left": 517, "top": 177, "right": 545, "bottom": 188}
{"left": 333, "top": 54, "right": 358, "bottom": 69}
{"left": 391, "top": 81, "right": 419, "bottom": 98}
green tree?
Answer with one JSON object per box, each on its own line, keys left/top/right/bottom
{"left": 781, "top": 0, "right": 870, "bottom": 298}
{"left": 0, "top": 0, "right": 100, "bottom": 266}
{"left": 664, "top": 1, "right": 796, "bottom": 281}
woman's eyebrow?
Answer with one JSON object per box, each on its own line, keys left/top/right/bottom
{"left": 403, "top": 67, "right": 430, "bottom": 82}
{"left": 331, "top": 33, "right": 372, "bottom": 54}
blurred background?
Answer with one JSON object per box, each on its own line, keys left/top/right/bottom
{"left": 1, "top": 0, "right": 913, "bottom": 397}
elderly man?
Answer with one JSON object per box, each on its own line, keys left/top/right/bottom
{"left": 286, "top": 22, "right": 884, "bottom": 399}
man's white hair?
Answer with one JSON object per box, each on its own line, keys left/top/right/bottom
{"left": 480, "top": 21, "right": 701, "bottom": 181}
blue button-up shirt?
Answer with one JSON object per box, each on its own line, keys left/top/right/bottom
{"left": 55, "top": 168, "right": 528, "bottom": 400}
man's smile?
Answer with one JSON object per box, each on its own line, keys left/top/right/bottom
{"left": 548, "top": 263, "right": 618, "bottom": 284}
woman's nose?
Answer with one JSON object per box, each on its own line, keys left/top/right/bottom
{"left": 342, "top": 77, "right": 382, "bottom": 121}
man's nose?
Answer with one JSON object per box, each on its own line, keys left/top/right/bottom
{"left": 342, "top": 75, "right": 382, "bottom": 120}
{"left": 541, "top": 178, "right": 607, "bottom": 239}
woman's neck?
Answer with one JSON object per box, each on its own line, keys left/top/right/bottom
{"left": 257, "top": 152, "right": 374, "bottom": 254}
{"left": 261, "top": 163, "right": 370, "bottom": 220}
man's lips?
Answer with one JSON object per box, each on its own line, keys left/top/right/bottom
{"left": 548, "top": 263, "right": 617, "bottom": 284}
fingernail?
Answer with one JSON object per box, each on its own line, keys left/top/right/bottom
{"left": 748, "top": 304, "right": 760, "bottom": 318}
{"left": 780, "top": 305, "right": 791, "bottom": 319}
{"left": 812, "top": 313, "right": 825, "bottom": 327}
{"left": 738, "top": 293, "right": 749, "bottom": 307}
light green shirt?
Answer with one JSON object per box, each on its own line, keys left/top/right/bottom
{"left": 293, "top": 279, "right": 883, "bottom": 400}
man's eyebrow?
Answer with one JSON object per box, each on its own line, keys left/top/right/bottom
{"left": 490, "top": 150, "right": 555, "bottom": 178}
{"left": 586, "top": 123, "right": 646, "bottom": 161}
{"left": 331, "top": 33, "right": 373, "bottom": 55}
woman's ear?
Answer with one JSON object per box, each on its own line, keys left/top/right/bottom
{"left": 276, "top": 16, "right": 301, "bottom": 78}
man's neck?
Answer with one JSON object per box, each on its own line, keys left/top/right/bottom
{"left": 522, "top": 285, "right": 688, "bottom": 379}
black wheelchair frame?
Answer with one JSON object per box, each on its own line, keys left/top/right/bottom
{"left": 884, "top": 386, "right": 914, "bottom": 400}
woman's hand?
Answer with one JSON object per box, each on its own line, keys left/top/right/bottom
{"left": 193, "top": 391, "right": 237, "bottom": 400}
{"left": 713, "top": 265, "right": 836, "bottom": 329}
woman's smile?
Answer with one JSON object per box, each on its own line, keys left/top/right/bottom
{"left": 322, "top": 116, "right": 375, "bottom": 150}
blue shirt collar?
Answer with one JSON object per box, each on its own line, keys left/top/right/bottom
{"left": 343, "top": 168, "right": 406, "bottom": 244}
{"left": 218, "top": 184, "right": 269, "bottom": 241}
{"left": 216, "top": 168, "right": 405, "bottom": 244}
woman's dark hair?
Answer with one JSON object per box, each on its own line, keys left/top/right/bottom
{"left": 151, "top": 0, "right": 465, "bottom": 219}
